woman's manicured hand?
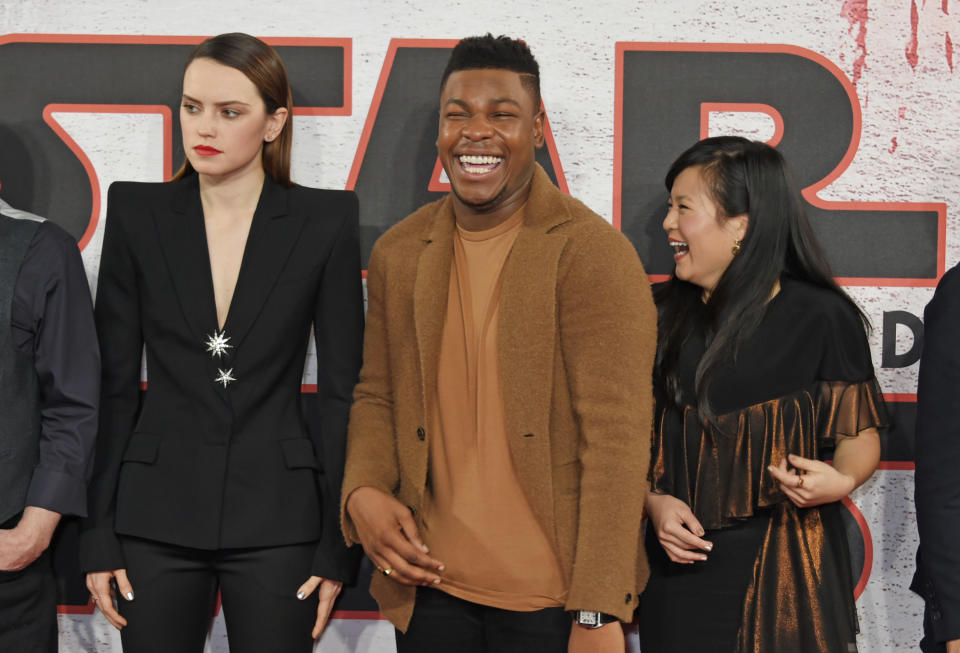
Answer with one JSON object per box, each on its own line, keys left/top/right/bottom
{"left": 645, "top": 492, "right": 712, "bottom": 564}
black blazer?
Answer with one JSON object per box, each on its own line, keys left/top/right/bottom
{"left": 913, "top": 262, "right": 960, "bottom": 647}
{"left": 80, "top": 174, "right": 363, "bottom": 582}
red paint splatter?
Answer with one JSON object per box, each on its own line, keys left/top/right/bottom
{"left": 888, "top": 137, "right": 899, "bottom": 153}
{"left": 944, "top": 0, "right": 950, "bottom": 14}
{"left": 842, "top": 0, "right": 869, "bottom": 86}
{"left": 948, "top": 32, "right": 955, "bottom": 71}
{"left": 898, "top": 106, "right": 908, "bottom": 119}
{"left": 906, "top": 0, "right": 920, "bottom": 69}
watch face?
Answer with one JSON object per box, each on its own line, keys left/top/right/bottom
{"left": 578, "top": 611, "right": 600, "bottom": 627}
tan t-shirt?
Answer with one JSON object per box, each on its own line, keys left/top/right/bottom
{"left": 420, "top": 206, "right": 568, "bottom": 611}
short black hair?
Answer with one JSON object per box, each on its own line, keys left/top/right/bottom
{"left": 440, "top": 34, "right": 541, "bottom": 108}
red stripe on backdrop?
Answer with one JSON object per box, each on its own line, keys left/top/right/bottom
{"left": 42, "top": 104, "right": 174, "bottom": 251}
{"left": 699, "top": 102, "right": 785, "bottom": 147}
{"left": 332, "top": 610, "right": 387, "bottom": 620}
{"left": 60, "top": 603, "right": 389, "bottom": 621}
{"left": 877, "top": 461, "right": 915, "bottom": 470}
{"left": 842, "top": 496, "right": 874, "bottom": 600}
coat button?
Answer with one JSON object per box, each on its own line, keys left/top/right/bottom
{"left": 417, "top": 427, "right": 425, "bottom": 441}
{"left": 625, "top": 593, "right": 632, "bottom": 603}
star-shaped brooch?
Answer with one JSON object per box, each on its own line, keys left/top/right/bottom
{"left": 214, "top": 368, "right": 236, "bottom": 388}
{"left": 204, "top": 330, "right": 233, "bottom": 358}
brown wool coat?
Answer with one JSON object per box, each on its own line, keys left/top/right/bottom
{"left": 341, "top": 164, "right": 656, "bottom": 630}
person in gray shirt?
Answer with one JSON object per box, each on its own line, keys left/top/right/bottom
{"left": 0, "top": 198, "right": 99, "bottom": 653}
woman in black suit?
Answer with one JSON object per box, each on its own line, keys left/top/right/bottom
{"left": 81, "top": 33, "right": 363, "bottom": 652}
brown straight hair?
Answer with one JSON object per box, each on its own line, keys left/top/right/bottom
{"left": 172, "top": 33, "right": 293, "bottom": 187}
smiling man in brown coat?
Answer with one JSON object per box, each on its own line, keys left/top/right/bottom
{"left": 341, "top": 34, "right": 656, "bottom": 652}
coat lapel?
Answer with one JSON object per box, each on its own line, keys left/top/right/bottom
{"left": 221, "top": 176, "right": 303, "bottom": 351}
{"left": 154, "top": 175, "right": 219, "bottom": 343}
{"left": 154, "top": 174, "right": 304, "bottom": 397}
{"left": 413, "top": 199, "right": 455, "bottom": 415}
{"left": 498, "top": 165, "right": 573, "bottom": 529}
{"left": 410, "top": 166, "right": 572, "bottom": 531}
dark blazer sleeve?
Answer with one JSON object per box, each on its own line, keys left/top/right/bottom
{"left": 309, "top": 191, "right": 364, "bottom": 582}
{"left": 914, "top": 262, "right": 960, "bottom": 643}
{"left": 79, "top": 183, "right": 144, "bottom": 572}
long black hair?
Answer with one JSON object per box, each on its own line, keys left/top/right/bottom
{"left": 655, "top": 136, "right": 867, "bottom": 423}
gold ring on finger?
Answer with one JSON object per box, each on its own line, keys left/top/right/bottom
{"left": 796, "top": 475, "right": 804, "bottom": 488}
{"left": 381, "top": 567, "right": 393, "bottom": 576}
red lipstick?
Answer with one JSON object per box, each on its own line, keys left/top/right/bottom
{"left": 193, "top": 145, "right": 222, "bottom": 156}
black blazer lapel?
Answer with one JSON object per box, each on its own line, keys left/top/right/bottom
{"left": 154, "top": 175, "right": 219, "bottom": 344}
{"left": 222, "top": 176, "right": 306, "bottom": 351}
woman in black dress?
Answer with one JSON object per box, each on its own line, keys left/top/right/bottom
{"left": 638, "top": 136, "right": 885, "bottom": 652}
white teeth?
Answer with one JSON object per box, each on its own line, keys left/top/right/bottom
{"left": 459, "top": 155, "right": 503, "bottom": 165}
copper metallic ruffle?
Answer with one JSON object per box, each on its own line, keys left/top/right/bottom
{"left": 649, "top": 379, "right": 886, "bottom": 653}
{"left": 649, "top": 379, "right": 886, "bottom": 529}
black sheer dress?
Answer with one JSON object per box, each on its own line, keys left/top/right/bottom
{"left": 638, "top": 278, "right": 886, "bottom": 653}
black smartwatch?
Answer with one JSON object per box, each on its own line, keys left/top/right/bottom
{"left": 572, "top": 610, "right": 618, "bottom": 629}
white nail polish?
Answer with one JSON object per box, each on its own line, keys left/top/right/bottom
{"left": 125, "top": 592, "right": 134, "bottom": 601}
{"left": 297, "top": 591, "right": 306, "bottom": 600}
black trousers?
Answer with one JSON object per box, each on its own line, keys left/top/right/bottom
{"left": 0, "top": 547, "right": 57, "bottom": 653}
{"left": 117, "top": 535, "right": 319, "bottom": 653}
{"left": 395, "top": 587, "right": 570, "bottom": 653}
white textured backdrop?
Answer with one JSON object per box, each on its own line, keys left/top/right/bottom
{"left": 3, "top": 0, "right": 955, "bottom": 650}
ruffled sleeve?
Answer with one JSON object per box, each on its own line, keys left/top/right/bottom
{"left": 650, "top": 390, "right": 824, "bottom": 529}
{"left": 815, "top": 378, "right": 887, "bottom": 444}
{"left": 814, "top": 294, "right": 888, "bottom": 443}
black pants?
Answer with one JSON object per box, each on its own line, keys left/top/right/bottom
{"left": 395, "top": 587, "right": 570, "bottom": 653}
{"left": 118, "top": 535, "right": 319, "bottom": 653}
{"left": 0, "top": 547, "right": 57, "bottom": 653}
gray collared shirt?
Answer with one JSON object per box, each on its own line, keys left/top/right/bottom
{"left": 1, "top": 198, "right": 99, "bottom": 518}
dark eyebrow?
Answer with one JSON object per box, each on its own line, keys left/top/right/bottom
{"left": 442, "top": 97, "right": 523, "bottom": 110}
{"left": 182, "top": 93, "right": 251, "bottom": 108}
